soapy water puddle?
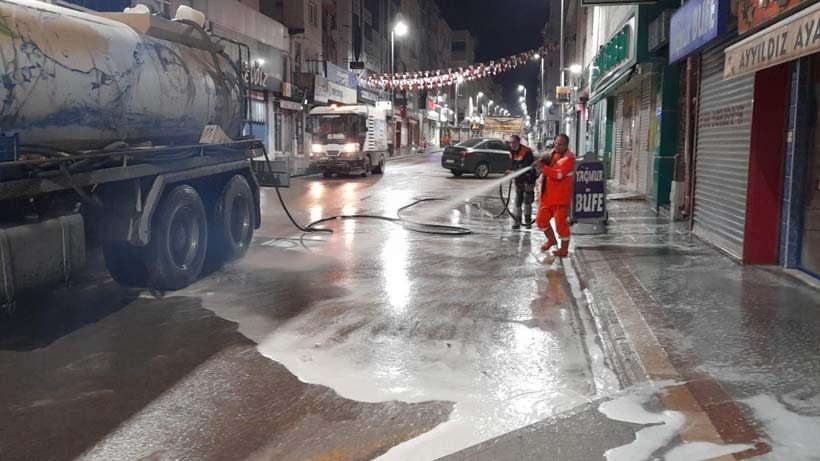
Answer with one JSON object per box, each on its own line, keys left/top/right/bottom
{"left": 598, "top": 381, "right": 755, "bottom": 461}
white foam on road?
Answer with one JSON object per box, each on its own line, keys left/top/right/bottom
{"left": 742, "top": 393, "right": 820, "bottom": 460}
{"left": 255, "top": 304, "right": 594, "bottom": 461}
{"left": 599, "top": 381, "right": 753, "bottom": 461}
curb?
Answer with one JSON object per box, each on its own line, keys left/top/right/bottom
{"left": 566, "top": 249, "right": 647, "bottom": 389}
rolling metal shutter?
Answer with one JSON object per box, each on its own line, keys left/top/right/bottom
{"left": 638, "top": 76, "right": 654, "bottom": 195}
{"left": 693, "top": 47, "right": 755, "bottom": 259}
{"left": 614, "top": 95, "right": 624, "bottom": 184}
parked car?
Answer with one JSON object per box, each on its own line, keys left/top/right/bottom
{"left": 440, "top": 138, "right": 512, "bottom": 178}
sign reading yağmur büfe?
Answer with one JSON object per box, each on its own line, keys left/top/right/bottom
{"left": 724, "top": 2, "right": 820, "bottom": 79}
{"left": 573, "top": 161, "right": 607, "bottom": 221}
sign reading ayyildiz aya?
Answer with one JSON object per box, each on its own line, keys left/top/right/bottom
{"left": 724, "top": 2, "right": 820, "bottom": 79}
{"left": 669, "top": 0, "right": 728, "bottom": 63}
{"left": 573, "top": 161, "right": 607, "bottom": 221}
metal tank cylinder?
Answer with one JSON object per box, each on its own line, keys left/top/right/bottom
{"left": 0, "top": 0, "right": 243, "bottom": 151}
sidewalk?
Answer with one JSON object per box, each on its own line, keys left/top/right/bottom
{"left": 441, "top": 196, "right": 820, "bottom": 460}
{"left": 570, "top": 197, "right": 820, "bottom": 460}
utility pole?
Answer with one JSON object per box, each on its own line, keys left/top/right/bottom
{"left": 559, "top": 0, "right": 565, "bottom": 88}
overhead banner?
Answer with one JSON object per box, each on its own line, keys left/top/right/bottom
{"left": 669, "top": 0, "right": 728, "bottom": 63}
{"left": 483, "top": 117, "right": 524, "bottom": 133}
{"left": 724, "top": 1, "right": 820, "bottom": 79}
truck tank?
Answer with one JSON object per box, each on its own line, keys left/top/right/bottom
{"left": 0, "top": 0, "right": 244, "bottom": 151}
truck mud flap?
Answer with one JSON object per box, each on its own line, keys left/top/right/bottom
{"left": 252, "top": 158, "right": 290, "bottom": 188}
{"left": 0, "top": 215, "right": 85, "bottom": 310}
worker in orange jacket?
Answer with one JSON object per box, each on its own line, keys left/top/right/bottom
{"left": 535, "top": 134, "right": 575, "bottom": 257}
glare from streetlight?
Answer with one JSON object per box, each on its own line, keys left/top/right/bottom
{"left": 517, "top": 85, "right": 526, "bottom": 92}
{"left": 519, "top": 96, "right": 525, "bottom": 102}
{"left": 569, "top": 64, "right": 582, "bottom": 74}
{"left": 533, "top": 53, "right": 540, "bottom": 60}
{"left": 393, "top": 21, "right": 408, "bottom": 36}
{"left": 546, "top": 100, "right": 554, "bottom": 108}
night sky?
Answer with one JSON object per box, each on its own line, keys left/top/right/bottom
{"left": 435, "top": 0, "right": 550, "bottom": 118}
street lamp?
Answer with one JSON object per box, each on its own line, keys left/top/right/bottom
{"left": 546, "top": 100, "right": 554, "bottom": 108}
{"left": 390, "top": 20, "right": 409, "bottom": 112}
{"left": 568, "top": 64, "right": 582, "bottom": 74}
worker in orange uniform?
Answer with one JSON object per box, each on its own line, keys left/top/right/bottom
{"left": 535, "top": 133, "right": 575, "bottom": 257}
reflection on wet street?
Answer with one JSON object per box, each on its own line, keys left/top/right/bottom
{"left": 0, "top": 153, "right": 601, "bottom": 461}
{"left": 3, "top": 152, "right": 820, "bottom": 461}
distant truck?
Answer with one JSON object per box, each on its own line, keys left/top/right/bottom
{"left": 0, "top": 1, "right": 286, "bottom": 308}
{"left": 307, "top": 105, "right": 388, "bottom": 177}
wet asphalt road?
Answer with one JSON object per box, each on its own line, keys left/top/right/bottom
{"left": 0, "top": 153, "right": 599, "bottom": 461}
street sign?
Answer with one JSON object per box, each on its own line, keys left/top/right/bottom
{"left": 349, "top": 61, "right": 365, "bottom": 70}
{"left": 572, "top": 152, "right": 607, "bottom": 225}
{"left": 556, "top": 86, "right": 571, "bottom": 103}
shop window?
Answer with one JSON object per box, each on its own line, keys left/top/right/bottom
{"left": 250, "top": 100, "right": 267, "bottom": 124}
{"left": 274, "top": 111, "right": 283, "bottom": 152}
{"left": 802, "top": 56, "right": 820, "bottom": 275}
{"left": 309, "top": 1, "right": 319, "bottom": 27}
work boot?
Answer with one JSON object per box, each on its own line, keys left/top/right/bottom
{"left": 512, "top": 214, "right": 522, "bottom": 230}
{"left": 523, "top": 205, "right": 532, "bottom": 229}
{"left": 553, "top": 239, "right": 570, "bottom": 258}
{"left": 541, "top": 228, "right": 558, "bottom": 252}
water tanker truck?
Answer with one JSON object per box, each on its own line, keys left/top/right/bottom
{"left": 0, "top": 0, "right": 282, "bottom": 308}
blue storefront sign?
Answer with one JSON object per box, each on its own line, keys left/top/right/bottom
{"left": 669, "top": 0, "right": 728, "bottom": 63}
{"left": 573, "top": 160, "right": 607, "bottom": 221}
{"left": 326, "top": 62, "right": 358, "bottom": 90}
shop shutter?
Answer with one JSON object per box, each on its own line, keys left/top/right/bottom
{"left": 614, "top": 95, "right": 624, "bottom": 184}
{"left": 638, "top": 76, "right": 654, "bottom": 195}
{"left": 693, "top": 47, "right": 755, "bottom": 259}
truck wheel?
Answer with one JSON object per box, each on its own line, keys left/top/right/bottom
{"left": 146, "top": 185, "right": 208, "bottom": 290}
{"left": 372, "top": 155, "right": 386, "bottom": 174}
{"left": 103, "top": 243, "right": 148, "bottom": 287}
{"left": 212, "top": 175, "right": 254, "bottom": 262}
{"left": 361, "top": 156, "right": 372, "bottom": 177}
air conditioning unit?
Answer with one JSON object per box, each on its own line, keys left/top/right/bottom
{"left": 648, "top": 10, "right": 673, "bottom": 53}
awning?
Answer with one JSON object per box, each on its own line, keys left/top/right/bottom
{"left": 587, "top": 68, "right": 634, "bottom": 106}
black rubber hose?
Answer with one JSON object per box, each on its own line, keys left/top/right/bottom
{"left": 275, "top": 186, "right": 471, "bottom": 236}
{"left": 497, "top": 181, "right": 536, "bottom": 226}
{"left": 302, "top": 197, "right": 471, "bottom": 235}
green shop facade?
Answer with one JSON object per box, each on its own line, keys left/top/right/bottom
{"left": 585, "top": 2, "right": 680, "bottom": 208}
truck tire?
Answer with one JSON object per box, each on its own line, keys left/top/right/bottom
{"left": 361, "top": 156, "right": 372, "bottom": 177}
{"left": 146, "top": 185, "right": 208, "bottom": 290}
{"left": 211, "top": 175, "right": 254, "bottom": 262}
{"left": 372, "top": 155, "right": 386, "bottom": 174}
{"left": 103, "top": 243, "right": 148, "bottom": 287}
